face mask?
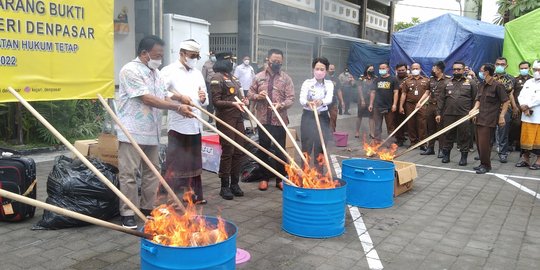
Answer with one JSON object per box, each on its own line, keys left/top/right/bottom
{"left": 430, "top": 71, "right": 437, "bottom": 77}
{"left": 397, "top": 72, "right": 407, "bottom": 78}
{"left": 186, "top": 58, "right": 198, "bottom": 69}
{"left": 411, "top": 70, "right": 420, "bottom": 76}
{"left": 534, "top": 71, "right": 540, "bottom": 80}
{"left": 314, "top": 70, "right": 326, "bottom": 80}
{"left": 478, "top": 72, "right": 485, "bottom": 80}
{"left": 146, "top": 53, "right": 162, "bottom": 69}
{"left": 379, "top": 69, "right": 387, "bottom": 76}
{"left": 367, "top": 70, "right": 374, "bottom": 76}
{"left": 210, "top": 56, "right": 216, "bottom": 62}
{"left": 495, "top": 65, "right": 505, "bottom": 74}
{"left": 453, "top": 73, "right": 463, "bottom": 79}
{"left": 270, "top": 62, "right": 282, "bottom": 73}
{"left": 243, "top": 60, "right": 250, "bottom": 66}
{"left": 520, "top": 69, "right": 529, "bottom": 76}
{"left": 329, "top": 71, "right": 335, "bottom": 76}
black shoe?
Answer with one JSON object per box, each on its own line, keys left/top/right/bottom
{"left": 344, "top": 111, "right": 351, "bottom": 115}
{"left": 474, "top": 156, "right": 480, "bottom": 160}
{"left": 397, "top": 141, "right": 404, "bottom": 147}
{"left": 459, "top": 152, "right": 468, "bottom": 166}
{"left": 220, "top": 177, "right": 234, "bottom": 200}
{"left": 230, "top": 184, "right": 244, "bottom": 197}
{"left": 220, "top": 187, "right": 234, "bottom": 200}
{"left": 121, "top": 216, "right": 137, "bottom": 229}
{"left": 140, "top": 208, "right": 152, "bottom": 217}
{"left": 499, "top": 154, "right": 508, "bottom": 163}
{"left": 441, "top": 149, "right": 450, "bottom": 163}
{"left": 420, "top": 147, "right": 435, "bottom": 155}
{"left": 475, "top": 165, "right": 491, "bottom": 174}
{"left": 437, "top": 149, "right": 444, "bottom": 158}
{"left": 419, "top": 145, "right": 427, "bottom": 151}
{"left": 473, "top": 164, "right": 482, "bottom": 170}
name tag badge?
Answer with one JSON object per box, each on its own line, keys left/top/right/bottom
{"left": 414, "top": 90, "right": 419, "bottom": 96}
{"left": 448, "top": 90, "right": 452, "bottom": 95}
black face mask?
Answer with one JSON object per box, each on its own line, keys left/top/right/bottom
{"left": 270, "top": 62, "right": 282, "bottom": 73}
{"left": 226, "top": 61, "right": 234, "bottom": 73}
{"left": 431, "top": 71, "right": 437, "bottom": 77}
{"left": 367, "top": 70, "right": 374, "bottom": 76}
{"left": 453, "top": 73, "right": 463, "bottom": 79}
{"left": 397, "top": 72, "right": 407, "bottom": 78}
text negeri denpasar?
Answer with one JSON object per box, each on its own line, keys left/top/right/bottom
{"left": 0, "top": 0, "right": 95, "bottom": 39}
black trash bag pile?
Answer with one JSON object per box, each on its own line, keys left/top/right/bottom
{"left": 240, "top": 128, "right": 278, "bottom": 182}
{"left": 33, "top": 155, "right": 120, "bottom": 230}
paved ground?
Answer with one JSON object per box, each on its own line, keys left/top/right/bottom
{"left": 1, "top": 106, "right": 540, "bottom": 270}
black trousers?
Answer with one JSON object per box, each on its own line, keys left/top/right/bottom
{"left": 257, "top": 124, "right": 287, "bottom": 183}
{"left": 442, "top": 115, "right": 472, "bottom": 152}
{"left": 301, "top": 110, "right": 331, "bottom": 171}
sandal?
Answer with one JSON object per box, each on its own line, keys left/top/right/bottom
{"left": 194, "top": 199, "right": 207, "bottom": 205}
{"left": 515, "top": 161, "right": 530, "bottom": 167}
{"left": 529, "top": 164, "right": 540, "bottom": 170}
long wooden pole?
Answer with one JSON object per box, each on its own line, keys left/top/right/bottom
{"left": 97, "top": 95, "right": 185, "bottom": 212}
{"left": 395, "top": 109, "right": 479, "bottom": 158}
{"left": 311, "top": 105, "right": 333, "bottom": 180}
{"left": 0, "top": 188, "right": 152, "bottom": 239}
{"left": 8, "top": 87, "right": 147, "bottom": 222}
{"left": 191, "top": 103, "right": 287, "bottom": 166}
{"left": 233, "top": 96, "right": 300, "bottom": 169}
{"left": 264, "top": 95, "right": 307, "bottom": 164}
{"left": 380, "top": 97, "right": 429, "bottom": 146}
{"left": 190, "top": 112, "right": 297, "bottom": 187}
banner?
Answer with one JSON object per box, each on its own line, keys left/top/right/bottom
{"left": 0, "top": 0, "right": 114, "bottom": 102}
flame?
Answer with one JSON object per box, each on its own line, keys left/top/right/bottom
{"left": 362, "top": 135, "right": 397, "bottom": 161}
{"left": 144, "top": 191, "right": 229, "bottom": 247}
{"left": 286, "top": 153, "right": 340, "bottom": 189}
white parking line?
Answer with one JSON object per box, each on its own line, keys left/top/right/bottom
{"left": 493, "top": 173, "right": 540, "bottom": 200}
{"left": 330, "top": 155, "right": 384, "bottom": 270}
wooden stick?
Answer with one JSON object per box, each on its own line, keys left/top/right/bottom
{"left": 311, "top": 104, "right": 333, "bottom": 180}
{"left": 264, "top": 95, "right": 307, "bottom": 164}
{"left": 380, "top": 97, "right": 430, "bottom": 146}
{"left": 233, "top": 96, "right": 299, "bottom": 169}
{"left": 191, "top": 103, "right": 287, "bottom": 166}
{"left": 0, "top": 188, "right": 152, "bottom": 239}
{"left": 190, "top": 112, "right": 297, "bottom": 187}
{"left": 8, "top": 87, "right": 147, "bottom": 222}
{"left": 97, "top": 95, "right": 185, "bottom": 212}
{"left": 395, "top": 109, "right": 479, "bottom": 158}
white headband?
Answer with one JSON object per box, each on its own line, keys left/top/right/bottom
{"left": 180, "top": 40, "right": 201, "bottom": 52}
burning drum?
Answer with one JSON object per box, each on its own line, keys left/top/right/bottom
{"left": 140, "top": 216, "right": 238, "bottom": 270}
{"left": 282, "top": 180, "right": 347, "bottom": 238}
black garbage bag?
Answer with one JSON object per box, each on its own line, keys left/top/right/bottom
{"left": 33, "top": 155, "right": 120, "bottom": 230}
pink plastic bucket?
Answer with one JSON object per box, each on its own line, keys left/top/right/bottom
{"left": 333, "top": 132, "right": 348, "bottom": 147}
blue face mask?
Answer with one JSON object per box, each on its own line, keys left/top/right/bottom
{"left": 379, "top": 69, "right": 387, "bottom": 76}
{"left": 520, "top": 69, "right": 530, "bottom": 76}
{"left": 495, "top": 65, "right": 505, "bottom": 74}
{"left": 478, "top": 71, "right": 485, "bottom": 80}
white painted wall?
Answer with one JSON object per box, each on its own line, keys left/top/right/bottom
{"left": 114, "top": 0, "right": 136, "bottom": 84}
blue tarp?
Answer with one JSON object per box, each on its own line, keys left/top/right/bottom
{"left": 389, "top": 13, "right": 504, "bottom": 75}
{"left": 347, "top": 42, "right": 390, "bottom": 78}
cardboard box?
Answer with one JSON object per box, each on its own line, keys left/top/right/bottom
{"left": 97, "top": 133, "right": 119, "bottom": 167}
{"left": 393, "top": 160, "right": 417, "bottom": 197}
{"left": 201, "top": 134, "right": 221, "bottom": 173}
{"left": 74, "top": 139, "right": 99, "bottom": 157}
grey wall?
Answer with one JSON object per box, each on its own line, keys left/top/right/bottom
{"left": 323, "top": 17, "right": 359, "bottom": 37}
{"left": 259, "top": 1, "right": 320, "bottom": 29}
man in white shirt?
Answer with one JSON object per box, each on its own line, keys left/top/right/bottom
{"left": 516, "top": 60, "right": 540, "bottom": 170}
{"left": 160, "top": 39, "right": 209, "bottom": 204}
{"left": 234, "top": 56, "right": 255, "bottom": 97}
